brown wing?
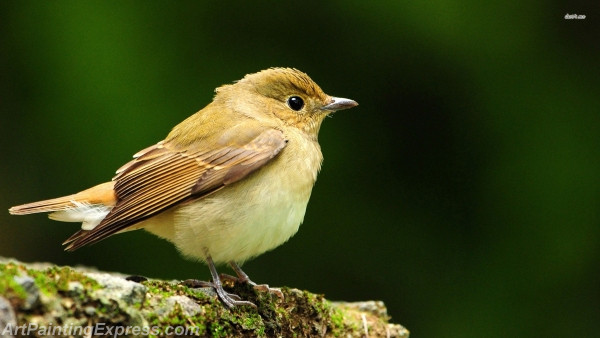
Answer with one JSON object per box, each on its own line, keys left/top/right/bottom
{"left": 64, "top": 128, "right": 287, "bottom": 250}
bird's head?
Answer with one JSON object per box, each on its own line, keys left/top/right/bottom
{"left": 215, "top": 68, "right": 357, "bottom": 138}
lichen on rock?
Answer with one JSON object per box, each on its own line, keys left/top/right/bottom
{"left": 0, "top": 257, "right": 408, "bottom": 337}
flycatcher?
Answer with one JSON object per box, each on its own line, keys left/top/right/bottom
{"left": 9, "top": 67, "right": 358, "bottom": 307}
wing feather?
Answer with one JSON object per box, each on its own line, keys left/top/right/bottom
{"left": 64, "top": 127, "right": 287, "bottom": 250}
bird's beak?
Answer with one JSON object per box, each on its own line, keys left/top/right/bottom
{"left": 321, "top": 97, "right": 358, "bottom": 112}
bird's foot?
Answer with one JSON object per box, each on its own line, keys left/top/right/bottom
{"left": 252, "top": 283, "right": 284, "bottom": 300}
{"left": 181, "top": 279, "right": 256, "bottom": 308}
{"left": 220, "top": 273, "right": 284, "bottom": 300}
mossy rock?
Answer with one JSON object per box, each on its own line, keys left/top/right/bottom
{"left": 0, "top": 258, "right": 408, "bottom": 337}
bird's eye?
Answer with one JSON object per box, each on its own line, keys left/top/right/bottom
{"left": 287, "top": 96, "right": 304, "bottom": 111}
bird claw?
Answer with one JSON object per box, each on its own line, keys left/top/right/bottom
{"left": 181, "top": 279, "right": 256, "bottom": 308}
{"left": 216, "top": 287, "right": 257, "bottom": 308}
{"left": 219, "top": 273, "right": 241, "bottom": 284}
{"left": 253, "top": 284, "right": 284, "bottom": 300}
{"left": 184, "top": 258, "right": 283, "bottom": 308}
{"left": 220, "top": 274, "right": 284, "bottom": 301}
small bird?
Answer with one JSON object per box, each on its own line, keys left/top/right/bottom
{"left": 9, "top": 68, "right": 357, "bottom": 307}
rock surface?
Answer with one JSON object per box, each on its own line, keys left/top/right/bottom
{"left": 0, "top": 257, "right": 408, "bottom": 337}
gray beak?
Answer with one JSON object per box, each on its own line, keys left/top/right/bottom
{"left": 321, "top": 97, "right": 358, "bottom": 111}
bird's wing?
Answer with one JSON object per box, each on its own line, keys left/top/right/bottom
{"left": 64, "top": 127, "right": 287, "bottom": 250}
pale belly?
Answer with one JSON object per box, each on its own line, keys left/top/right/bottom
{"left": 141, "top": 136, "right": 322, "bottom": 264}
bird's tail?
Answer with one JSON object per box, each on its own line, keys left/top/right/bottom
{"left": 9, "top": 182, "right": 117, "bottom": 230}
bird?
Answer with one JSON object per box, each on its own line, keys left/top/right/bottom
{"left": 9, "top": 67, "right": 358, "bottom": 307}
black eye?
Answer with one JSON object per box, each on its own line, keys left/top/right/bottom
{"left": 287, "top": 96, "right": 304, "bottom": 111}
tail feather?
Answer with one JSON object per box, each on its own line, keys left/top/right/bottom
{"left": 9, "top": 193, "right": 80, "bottom": 215}
{"left": 9, "top": 182, "right": 117, "bottom": 216}
{"left": 49, "top": 201, "right": 112, "bottom": 230}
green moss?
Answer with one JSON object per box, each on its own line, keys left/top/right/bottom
{"left": 0, "top": 263, "right": 96, "bottom": 303}
{"left": 0, "top": 262, "right": 139, "bottom": 333}
{"left": 2, "top": 261, "right": 403, "bottom": 337}
{"left": 332, "top": 304, "right": 367, "bottom": 335}
{"left": 141, "top": 279, "right": 282, "bottom": 337}
{"left": 34, "top": 266, "right": 100, "bottom": 295}
{"left": 330, "top": 306, "right": 344, "bottom": 325}
{"left": 143, "top": 280, "right": 178, "bottom": 298}
{"left": 142, "top": 281, "right": 214, "bottom": 336}
{"left": 138, "top": 279, "right": 384, "bottom": 337}
{"left": 0, "top": 263, "right": 28, "bottom": 300}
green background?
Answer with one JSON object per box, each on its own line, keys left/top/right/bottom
{"left": 1, "top": 1, "right": 598, "bottom": 337}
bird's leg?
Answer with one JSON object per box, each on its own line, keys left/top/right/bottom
{"left": 182, "top": 255, "right": 256, "bottom": 308}
{"left": 220, "top": 261, "right": 284, "bottom": 300}
{"left": 207, "top": 256, "right": 257, "bottom": 308}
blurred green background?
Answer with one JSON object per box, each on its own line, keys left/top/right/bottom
{"left": 1, "top": 1, "right": 598, "bottom": 337}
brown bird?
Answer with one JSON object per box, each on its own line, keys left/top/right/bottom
{"left": 9, "top": 68, "right": 357, "bottom": 307}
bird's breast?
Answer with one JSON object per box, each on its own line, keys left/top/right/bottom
{"left": 161, "top": 132, "right": 323, "bottom": 264}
